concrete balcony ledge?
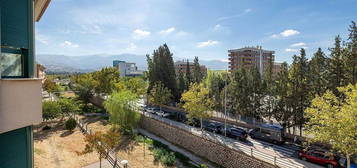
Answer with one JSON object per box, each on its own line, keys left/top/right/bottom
{"left": 0, "top": 78, "right": 42, "bottom": 134}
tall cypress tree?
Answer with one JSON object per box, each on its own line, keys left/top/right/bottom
{"left": 308, "top": 48, "right": 328, "bottom": 97}
{"left": 346, "top": 21, "right": 357, "bottom": 84}
{"left": 193, "top": 56, "right": 202, "bottom": 83}
{"left": 185, "top": 59, "right": 192, "bottom": 90}
{"left": 147, "top": 44, "right": 178, "bottom": 101}
{"left": 177, "top": 70, "right": 186, "bottom": 97}
{"left": 262, "top": 57, "right": 275, "bottom": 119}
{"left": 273, "top": 62, "right": 292, "bottom": 131}
{"left": 327, "top": 36, "right": 346, "bottom": 94}
{"left": 289, "top": 48, "right": 309, "bottom": 135}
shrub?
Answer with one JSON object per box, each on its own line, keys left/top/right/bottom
{"left": 65, "top": 118, "right": 77, "bottom": 131}
{"left": 160, "top": 151, "right": 176, "bottom": 166}
{"left": 199, "top": 164, "right": 208, "bottom": 168}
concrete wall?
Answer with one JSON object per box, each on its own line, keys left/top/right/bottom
{"left": 140, "top": 116, "right": 276, "bottom": 168}
{"left": 0, "top": 78, "right": 42, "bottom": 133}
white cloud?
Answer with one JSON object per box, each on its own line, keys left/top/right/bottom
{"left": 290, "top": 42, "right": 306, "bottom": 47}
{"left": 271, "top": 29, "right": 300, "bottom": 38}
{"left": 197, "top": 40, "right": 219, "bottom": 48}
{"left": 217, "top": 8, "right": 252, "bottom": 21}
{"left": 175, "top": 31, "right": 189, "bottom": 37}
{"left": 60, "top": 41, "right": 79, "bottom": 48}
{"left": 280, "top": 29, "right": 300, "bottom": 37}
{"left": 132, "top": 29, "right": 151, "bottom": 39}
{"left": 213, "top": 24, "right": 222, "bottom": 31}
{"left": 127, "top": 42, "right": 137, "bottom": 50}
{"left": 220, "top": 59, "right": 229, "bottom": 62}
{"left": 36, "top": 36, "right": 49, "bottom": 45}
{"left": 159, "top": 27, "right": 175, "bottom": 35}
{"left": 80, "top": 24, "right": 102, "bottom": 34}
{"left": 285, "top": 48, "right": 298, "bottom": 52}
{"left": 244, "top": 8, "right": 252, "bottom": 13}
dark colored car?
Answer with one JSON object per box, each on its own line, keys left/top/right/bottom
{"left": 156, "top": 110, "right": 172, "bottom": 118}
{"left": 204, "top": 122, "right": 223, "bottom": 134}
{"left": 187, "top": 118, "right": 201, "bottom": 127}
{"left": 298, "top": 149, "right": 339, "bottom": 168}
{"left": 146, "top": 107, "right": 160, "bottom": 114}
{"left": 225, "top": 127, "right": 248, "bottom": 141}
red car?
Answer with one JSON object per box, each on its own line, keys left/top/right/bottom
{"left": 298, "top": 149, "right": 339, "bottom": 168}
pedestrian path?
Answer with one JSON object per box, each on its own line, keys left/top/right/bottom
{"left": 82, "top": 160, "right": 112, "bottom": 168}
{"left": 138, "top": 128, "right": 217, "bottom": 168}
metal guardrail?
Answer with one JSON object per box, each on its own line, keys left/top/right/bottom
{"left": 73, "top": 115, "right": 130, "bottom": 168}
{"left": 142, "top": 112, "right": 322, "bottom": 168}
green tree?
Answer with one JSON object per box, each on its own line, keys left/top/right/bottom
{"left": 193, "top": 56, "right": 203, "bottom": 83}
{"left": 181, "top": 83, "right": 213, "bottom": 130}
{"left": 92, "top": 67, "right": 120, "bottom": 96}
{"left": 345, "top": 21, "right": 357, "bottom": 84}
{"left": 79, "top": 130, "right": 121, "bottom": 168}
{"left": 147, "top": 44, "right": 178, "bottom": 100}
{"left": 305, "top": 84, "right": 357, "bottom": 168}
{"left": 289, "top": 48, "right": 310, "bottom": 135}
{"left": 309, "top": 48, "right": 328, "bottom": 97}
{"left": 104, "top": 90, "right": 141, "bottom": 133}
{"left": 248, "top": 66, "right": 263, "bottom": 119}
{"left": 262, "top": 57, "right": 276, "bottom": 119}
{"left": 42, "top": 101, "right": 61, "bottom": 126}
{"left": 65, "top": 118, "right": 77, "bottom": 131}
{"left": 149, "top": 82, "right": 172, "bottom": 111}
{"left": 57, "top": 98, "right": 80, "bottom": 120}
{"left": 115, "top": 77, "right": 148, "bottom": 97}
{"left": 185, "top": 59, "right": 192, "bottom": 90}
{"left": 205, "top": 70, "right": 226, "bottom": 113}
{"left": 177, "top": 70, "right": 186, "bottom": 97}
{"left": 273, "top": 62, "right": 293, "bottom": 131}
{"left": 228, "top": 68, "right": 251, "bottom": 117}
{"left": 70, "top": 73, "right": 96, "bottom": 104}
{"left": 327, "top": 36, "right": 347, "bottom": 94}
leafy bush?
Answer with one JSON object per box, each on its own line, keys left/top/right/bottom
{"left": 198, "top": 164, "right": 208, "bottom": 168}
{"left": 153, "top": 148, "right": 165, "bottom": 161}
{"left": 65, "top": 118, "right": 77, "bottom": 131}
{"left": 160, "top": 151, "right": 176, "bottom": 166}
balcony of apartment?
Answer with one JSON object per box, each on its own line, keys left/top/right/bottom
{"left": 0, "top": 52, "right": 42, "bottom": 134}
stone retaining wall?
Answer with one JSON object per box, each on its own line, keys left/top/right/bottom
{"left": 139, "top": 116, "right": 276, "bottom": 168}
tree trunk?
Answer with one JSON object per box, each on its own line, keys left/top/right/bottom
{"left": 200, "top": 118, "right": 203, "bottom": 131}
{"left": 99, "top": 154, "right": 102, "bottom": 168}
{"left": 347, "top": 154, "right": 351, "bottom": 168}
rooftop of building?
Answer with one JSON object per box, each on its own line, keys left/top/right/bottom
{"left": 228, "top": 46, "right": 275, "bottom": 54}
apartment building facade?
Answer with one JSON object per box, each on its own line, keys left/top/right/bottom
{"left": 174, "top": 60, "right": 207, "bottom": 75}
{"left": 113, "top": 60, "right": 144, "bottom": 77}
{"left": 0, "top": 0, "right": 50, "bottom": 168}
{"left": 228, "top": 46, "right": 276, "bottom": 75}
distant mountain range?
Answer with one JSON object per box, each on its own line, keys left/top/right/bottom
{"left": 37, "top": 54, "right": 228, "bottom": 73}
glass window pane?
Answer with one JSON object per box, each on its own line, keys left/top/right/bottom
{"left": 0, "top": 52, "right": 23, "bottom": 77}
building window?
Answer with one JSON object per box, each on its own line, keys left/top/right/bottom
{"left": 0, "top": 48, "right": 24, "bottom": 78}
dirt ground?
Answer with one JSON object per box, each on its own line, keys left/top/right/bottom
{"left": 34, "top": 121, "right": 99, "bottom": 168}
{"left": 34, "top": 116, "right": 182, "bottom": 168}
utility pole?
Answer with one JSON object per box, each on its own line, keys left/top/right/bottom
{"left": 224, "top": 63, "right": 228, "bottom": 137}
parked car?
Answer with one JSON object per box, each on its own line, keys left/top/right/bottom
{"left": 187, "top": 118, "right": 201, "bottom": 128}
{"left": 204, "top": 122, "right": 223, "bottom": 134}
{"left": 338, "top": 156, "right": 357, "bottom": 168}
{"left": 224, "top": 127, "right": 248, "bottom": 141}
{"left": 156, "top": 110, "right": 172, "bottom": 118}
{"left": 298, "top": 149, "right": 339, "bottom": 168}
{"left": 248, "top": 124, "right": 285, "bottom": 144}
{"left": 146, "top": 107, "right": 160, "bottom": 114}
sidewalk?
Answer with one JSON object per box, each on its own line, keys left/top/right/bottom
{"left": 82, "top": 160, "right": 112, "bottom": 168}
{"left": 138, "top": 129, "right": 217, "bottom": 168}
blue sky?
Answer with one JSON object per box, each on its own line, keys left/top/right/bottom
{"left": 36, "top": 0, "right": 357, "bottom": 63}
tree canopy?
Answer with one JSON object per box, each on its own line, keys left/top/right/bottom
{"left": 305, "top": 84, "right": 357, "bottom": 168}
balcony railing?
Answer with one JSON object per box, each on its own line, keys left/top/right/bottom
{"left": 0, "top": 78, "right": 42, "bottom": 133}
